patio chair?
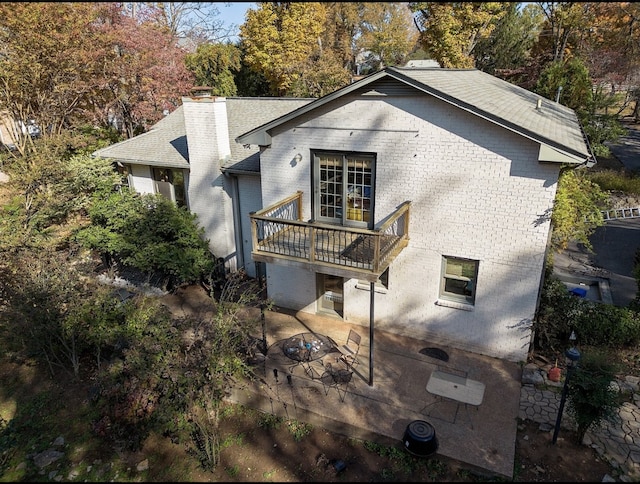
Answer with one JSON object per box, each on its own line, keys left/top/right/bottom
{"left": 334, "top": 329, "right": 361, "bottom": 370}
{"left": 320, "top": 362, "right": 353, "bottom": 402}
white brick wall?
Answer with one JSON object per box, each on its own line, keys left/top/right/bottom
{"left": 183, "top": 96, "right": 237, "bottom": 266}
{"left": 261, "top": 93, "right": 561, "bottom": 362}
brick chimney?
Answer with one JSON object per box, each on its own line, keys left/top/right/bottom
{"left": 182, "top": 87, "right": 231, "bottom": 167}
{"left": 182, "top": 87, "right": 233, "bottom": 256}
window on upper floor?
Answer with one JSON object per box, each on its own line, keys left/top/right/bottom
{"left": 440, "top": 256, "right": 478, "bottom": 306}
{"left": 313, "top": 151, "right": 374, "bottom": 228}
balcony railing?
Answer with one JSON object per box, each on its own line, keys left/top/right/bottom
{"left": 250, "top": 191, "right": 410, "bottom": 282}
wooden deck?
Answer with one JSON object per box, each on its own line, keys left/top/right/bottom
{"left": 250, "top": 192, "right": 411, "bottom": 281}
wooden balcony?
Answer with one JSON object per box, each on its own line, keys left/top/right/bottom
{"left": 250, "top": 191, "right": 410, "bottom": 282}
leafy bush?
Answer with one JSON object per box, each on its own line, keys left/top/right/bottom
{"left": 92, "top": 288, "right": 260, "bottom": 462}
{"left": 551, "top": 169, "right": 608, "bottom": 251}
{"left": 75, "top": 188, "right": 215, "bottom": 290}
{"left": 535, "top": 277, "right": 584, "bottom": 352}
{"left": 566, "top": 350, "right": 622, "bottom": 444}
{"left": 586, "top": 169, "right": 640, "bottom": 196}
{"left": 535, "top": 276, "right": 640, "bottom": 352}
{"left": 574, "top": 303, "right": 640, "bottom": 347}
{"left": 0, "top": 133, "right": 123, "bottom": 245}
{"left": 0, "top": 249, "right": 92, "bottom": 377}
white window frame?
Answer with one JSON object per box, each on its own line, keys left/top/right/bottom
{"left": 152, "top": 167, "right": 187, "bottom": 208}
{"left": 439, "top": 256, "right": 479, "bottom": 307}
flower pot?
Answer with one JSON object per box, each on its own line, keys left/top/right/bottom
{"left": 548, "top": 366, "right": 561, "bottom": 382}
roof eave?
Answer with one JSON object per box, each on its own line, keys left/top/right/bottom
{"left": 383, "top": 68, "right": 593, "bottom": 162}
{"left": 235, "top": 67, "right": 593, "bottom": 162}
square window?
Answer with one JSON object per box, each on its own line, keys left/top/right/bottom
{"left": 440, "top": 256, "right": 478, "bottom": 305}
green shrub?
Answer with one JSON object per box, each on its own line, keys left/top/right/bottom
{"left": 575, "top": 304, "right": 640, "bottom": 347}
{"left": 551, "top": 169, "right": 608, "bottom": 251}
{"left": 586, "top": 169, "right": 640, "bottom": 196}
{"left": 567, "top": 350, "right": 622, "bottom": 444}
{"left": 75, "top": 188, "right": 215, "bottom": 290}
{"left": 535, "top": 276, "right": 640, "bottom": 351}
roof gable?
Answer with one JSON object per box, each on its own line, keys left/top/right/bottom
{"left": 236, "top": 67, "right": 594, "bottom": 165}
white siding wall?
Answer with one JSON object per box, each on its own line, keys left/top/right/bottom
{"left": 183, "top": 96, "right": 237, "bottom": 268}
{"left": 261, "top": 94, "right": 560, "bottom": 362}
{"left": 235, "top": 174, "right": 263, "bottom": 278}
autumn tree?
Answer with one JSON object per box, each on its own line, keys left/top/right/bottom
{"left": 409, "top": 2, "right": 509, "bottom": 68}
{"left": 240, "top": 2, "right": 418, "bottom": 97}
{"left": 0, "top": 2, "right": 112, "bottom": 156}
{"left": 92, "top": 3, "right": 195, "bottom": 138}
{"left": 474, "top": 2, "right": 543, "bottom": 75}
{"left": 234, "top": 42, "right": 272, "bottom": 97}
{"left": 0, "top": 2, "right": 195, "bottom": 153}
{"left": 579, "top": 3, "right": 640, "bottom": 119}
{"left": 140, "top": 2, "right": 236, "bottom": 43}
{"left": 356, "top": 3, "right": 419, "bottom": 71}
{"left": 240, "top": 2, "right": 328, "bottom": 96}
{"left": 533, "top": 2, "right": 596, "bottom": 64}
{"left": 321, "top": 2, "right": 362, "bottom": 74}
{"left": 185, "top": 43, "right": 242, "bottom": 96}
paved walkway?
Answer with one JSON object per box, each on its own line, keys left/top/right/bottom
{"left": 521, "top": 364, "right": 640, "bottom": 482}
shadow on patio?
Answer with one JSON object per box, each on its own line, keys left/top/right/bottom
{"left": 225, "top": 306, "right": 523, "bottom": 480}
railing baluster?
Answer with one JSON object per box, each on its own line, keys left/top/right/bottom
{"left": 250, "top": 195, "right": 411, "bottom": 276}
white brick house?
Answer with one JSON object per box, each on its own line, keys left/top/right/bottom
{"left": 94, "top": 67, "right": 595, "bottom": 366}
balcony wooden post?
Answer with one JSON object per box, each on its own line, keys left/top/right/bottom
{"left": 250, "top": 211, "right": 258, "bottom": 255}
{"left": 295, "top": 190, "right": 303, "bottom": 221}
{"left": 373, "top": 233, "right": 381, "bottom": 273}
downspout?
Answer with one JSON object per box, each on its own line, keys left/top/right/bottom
{"left": 226, "top": 172, "right": 245, "bottom": 270}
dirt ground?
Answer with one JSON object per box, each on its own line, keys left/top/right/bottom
{"left": 133, "top": 401, "right": 615, "bottom": 482}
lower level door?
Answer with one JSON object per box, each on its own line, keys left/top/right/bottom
{"left": 317, "top": 274, "right": 344, "bottom": 318}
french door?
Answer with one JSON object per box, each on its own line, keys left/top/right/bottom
{"left": 314, "top": 152, "right": 374, "bottom": 228}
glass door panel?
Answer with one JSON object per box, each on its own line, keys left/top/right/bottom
{"left": 346, "top": 156, "right": 372, "bottom": 223}
{"left": 318, "top": 154, "right": 343, "bottom": 223}
{"left": 317, "top": 273, "right": 344, "bottom": 318}
{"left": 315, "top": 153, "right": 373, "bottom": 227}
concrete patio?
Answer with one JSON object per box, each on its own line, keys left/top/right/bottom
{"left": 225, "top": 306, "right": 522, "bottom": 480}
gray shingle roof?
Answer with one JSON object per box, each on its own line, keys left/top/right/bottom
{"left": 93, "top": 98, "right": 313, "bottom": 173}
{"left": 93, "top": 105, "right": 189, "bottom": 169}
{"left": 390, "top": 67, "right": 591, "bottom": 160}
{"left": 95, "top": 67, "right": 594, "bottom": 171}
{"left": 224, "top": 98, "right": 313, "bottom": 173}
{"left": 236, "top": 67, "right": 594, "bottom": 163}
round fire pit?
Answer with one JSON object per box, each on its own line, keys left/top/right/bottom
{"left": 402, "top": 420, "right": 438, "bottom": 457}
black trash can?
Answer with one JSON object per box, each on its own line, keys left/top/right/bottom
{"left": 402, "top": 420, "right": 438, "bottom": 457}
